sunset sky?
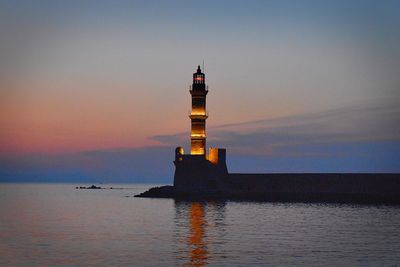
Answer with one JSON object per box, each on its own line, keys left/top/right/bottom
{"left": 1, "top": 0, "right": 399, "bottom": 182}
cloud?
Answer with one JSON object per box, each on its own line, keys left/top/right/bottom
{"left": 0, "top": 146, "right": 175, "bottom": 183}
{"left": 1, "top": 102, "right": 399, "bottom": 183}
{"left": 152, "top": 101, "right": 400, "bottom": 156}
{"left": 151, "top": 133, "right": 187, "bottom": 146}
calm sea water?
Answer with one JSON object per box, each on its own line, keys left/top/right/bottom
{"left": 1, "top": 183, "right": 400, "bottom": 267}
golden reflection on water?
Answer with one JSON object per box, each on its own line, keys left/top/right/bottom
{"left": 186, "top": 203, "right": 208, "bottom": 267}
{"left": 175, "top": 201, "right": 226, "bottom": 267}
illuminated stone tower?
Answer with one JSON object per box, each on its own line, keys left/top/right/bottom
{"left": 172, "top": 65, "right": 227, "bottom": 190}
{"left": 190, "top": 65, "right": 208, "bottom": 155}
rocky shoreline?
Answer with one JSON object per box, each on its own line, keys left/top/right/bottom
{"left": 134, "top": 185, "right": 400, "bottom": 204}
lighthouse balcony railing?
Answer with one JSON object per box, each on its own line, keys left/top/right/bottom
{"left": 189, "top": 85, "right": 209, "bottom": 93}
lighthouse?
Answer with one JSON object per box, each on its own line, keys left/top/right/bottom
{"left": 137, "top": 66, "right": 400, "bottom": 203}
{"left": 190, "top": 65, "right": 208, "bottom": 155}
{"left": 172, "top": 65, "right": 227, "bottom": 190}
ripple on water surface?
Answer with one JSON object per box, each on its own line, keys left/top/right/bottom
{"left": 0, "top": 183, "right": 400, "bottom": 266}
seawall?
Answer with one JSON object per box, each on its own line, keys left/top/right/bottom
{"left": 227, "top": 173, "right": 400, "bottom": 195}
{"left": 136, "top": 173, "right": 400, "bottom": 204}
{"left": 135, "top": 149, "right": 400, "bottom": 203}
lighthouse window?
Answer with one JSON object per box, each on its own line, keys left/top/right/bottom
{"left": 194, "top": 75, "right": 204, "bottom": 84}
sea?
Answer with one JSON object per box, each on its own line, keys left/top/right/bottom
{"left": 1, "top": 183, "right": 400, "bottom": 267}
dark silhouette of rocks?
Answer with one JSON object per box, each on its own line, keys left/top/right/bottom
{"left": 75, "top": 185, "right": 136, "bottom": 190}
{"left": 76, "top": 185, "right": 102, "bottom": 189}
{"left": 135, "top": 174, "right": 400, "bottom": 204}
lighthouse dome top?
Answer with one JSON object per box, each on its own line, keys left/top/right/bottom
{"left": 196, "top": 65, "right": 202, "bottom": 74}
{"left": 193, "top": 65, "right": 205, "bottom": 84}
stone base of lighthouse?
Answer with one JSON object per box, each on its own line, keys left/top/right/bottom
{"left": 173, "top": 151, "right": 228, "bottom": 192}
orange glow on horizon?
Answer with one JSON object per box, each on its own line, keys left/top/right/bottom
{"left": 0, "top": 68, "right": 309, "bottom": 156}
{"left": 0, "top": 81, "right": 185, "bottom": 155}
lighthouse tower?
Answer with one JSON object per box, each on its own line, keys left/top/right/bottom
{"left": 190, "top": 65, "right": 208, "bottom": 155}
{"left": 173, "top": 65, "right": 227, "bottom": 190}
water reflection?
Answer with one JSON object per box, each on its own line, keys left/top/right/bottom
{"left": 174, "top": 201, "right": 226, "bottom": 267}
{"left": 187, "top": 203, "right": 208, "bottom": 266}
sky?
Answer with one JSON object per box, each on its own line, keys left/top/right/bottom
{"left": 0, "top": 0, "right": 399, "bottom": 183}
